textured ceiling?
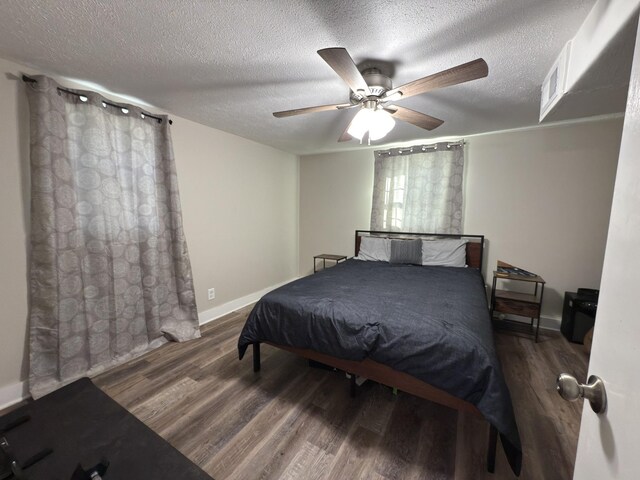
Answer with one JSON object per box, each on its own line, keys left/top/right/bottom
{"left": 0, "top": 0, "right": 596, "bottom": 154}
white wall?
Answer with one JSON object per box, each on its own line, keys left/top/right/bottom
{"left": 171, "top": 116, "right": 299, "bottom": 320}
{"left": 566, "top": 0, "right": 640, "bottom": 89}
{"left": 464, "top": 120, "right": 621, "bottom": 320}
{"left": 0, "top": 59, "right": 31, "bottom": 405}
{"left": 299, "top": 118, "right": 623, "bottom": 325}
{"left": 0, "top": 56, "right": 299, "bottom": 405}
{"left": 299, "top": 149, "right": 374, "bottom": 275}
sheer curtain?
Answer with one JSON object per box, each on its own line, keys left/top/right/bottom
{"left": 370, "top": 143, "right": 465, "bottom": 233}
{"left": 26, "top": 75, "right": 200, "bottom": 397}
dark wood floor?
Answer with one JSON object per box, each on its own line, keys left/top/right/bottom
{"left": 93, "top": 306, "right": 588, "bottom": 480}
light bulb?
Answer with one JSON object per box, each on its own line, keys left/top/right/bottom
{"left": 368, "top": 109, "right": 395, "bottom": 141}
{"left": 347, "top": 107, "right": 396, "bottom": 142}
{"left": 347, "top": 108, "right": 374, "bottom": 141}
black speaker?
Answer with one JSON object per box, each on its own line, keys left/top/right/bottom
{"left": 561, "top": 291, "right": 598, "bottom": 344}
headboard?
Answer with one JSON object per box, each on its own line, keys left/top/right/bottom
{"left": 355, "top": 230, "right": 485, "bottom": 270}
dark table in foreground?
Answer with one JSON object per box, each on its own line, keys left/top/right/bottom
{"left": 0, "top": 378, "right": 212, "bottom": 479}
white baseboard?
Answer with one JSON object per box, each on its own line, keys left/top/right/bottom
{"left": 0, "top": 380, "right": 29, "bottom": 411}
{"left": 198, "top": 277, "right": 300, "bottom": 326}
{"left": 539, "top": 315, "right": 561, "bottom": 331}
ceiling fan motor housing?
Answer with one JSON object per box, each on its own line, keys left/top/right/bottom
{"left": 350, "top": 68, "right": 393, "bottom": 103}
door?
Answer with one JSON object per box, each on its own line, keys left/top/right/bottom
{"left": 572, "top": 17, "right": 640, "bottom": 480}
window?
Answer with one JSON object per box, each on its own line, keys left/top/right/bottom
{"left": 382, "top": 174, "right": 406, "bottom": 230}
{"left": 371, "top": 144, "right": 465, "bottom": 234}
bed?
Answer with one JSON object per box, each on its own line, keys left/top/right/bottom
{"left": 237, "top": 230, "right": 522, "bottom": 475}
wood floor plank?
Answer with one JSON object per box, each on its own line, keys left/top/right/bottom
{"left": 453, "top": 411, "right": 490, "bottom": 480}
{"left": 280, "top": 441, "right": 333, "bottom": 480}
{"left": 163, "top": 351, "right": 300, "bottom": 453}
{"left": 370, "top": 393, "right": 424, "bottom": 479}
{"left": 95, "top": 372, "right": 150, "bottom": 405}
{"left": 92, "top": 307, "right": 587, "bottom": 480}
{"left": 226, "top": 401, "right": 330, "bottom": 480}
{"left": 93, "top": 358, "right": 151, "bottom": 387}
{"left": 326, "top": 425, "right": 380, "bottom": 479}
{"left": 209, "top": 375, "right": 327, "bottom": 479}
{"left": 354, "top": 382, "right": 396, "bottom": 435}
{"left": 307, "top": 382, "right": 369, "bottom": 456}
{"left": 406, "top": 401, "right": 458, "bottom": 480}
{"left": 131, "top": 376, "right": 201, "bottom": 421}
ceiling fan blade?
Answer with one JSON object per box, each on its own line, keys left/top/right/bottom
{"left": 318, "top": 47, "right": 371, "bottom": 97}
{"left": 273, "top": 102, "right": 354, "bottom": 118}
{"left": 383, "top": 58, "right": 488, "bottom": 100}
{"left": 385, "top": 106, "right": 444, "bottom": 131}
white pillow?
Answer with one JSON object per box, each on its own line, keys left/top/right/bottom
{"left": 356, "top": 236, "right": 391, "bottom": 262}
{"left": 421, "top": 238, "right": 467, "bottom": 267}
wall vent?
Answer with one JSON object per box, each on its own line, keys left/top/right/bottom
{"left": 540, "top": 40, "right": 572, "bottom": 121}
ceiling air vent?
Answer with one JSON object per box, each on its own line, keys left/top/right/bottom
{"left": 540, "top": 39, "right": 572, "bottom": 121}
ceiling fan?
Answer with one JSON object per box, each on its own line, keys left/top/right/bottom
{"left": 273, "top": 48, "right": 488, "bottom": 143}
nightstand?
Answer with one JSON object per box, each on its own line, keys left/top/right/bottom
{"left": 490, "top": 271, "right": 545, "bottom": 342}
{"left": 313, "top": 254, "right": 347, "bottom": 273}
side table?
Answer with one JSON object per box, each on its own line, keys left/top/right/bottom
{"left": 490, "top": 271, "right": 545, "bottom": 342}
{"left": 313, "top": 254, "right": 347, "bottom": 273}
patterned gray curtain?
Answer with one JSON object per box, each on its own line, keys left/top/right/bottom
{"left": 26, "top": 76, "right": 200, "bottom": 398}
{"left": 370, "top": 143, "right": 465, "bottom": 233}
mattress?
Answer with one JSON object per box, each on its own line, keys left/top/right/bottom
{"left": 238, "top": 259, "right": 521, "bottom": 473}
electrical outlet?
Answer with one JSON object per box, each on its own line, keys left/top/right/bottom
{"left": 207, "top": 288, "right": 215, "bottom": 300}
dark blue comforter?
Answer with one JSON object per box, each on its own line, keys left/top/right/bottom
{"left": 238, "top": 259, "right": 521, "bottom": 474}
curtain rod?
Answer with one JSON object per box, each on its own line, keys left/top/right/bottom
{"left": 22, "top": 75, "right": 172, "bottom": 125}
{"left": 375, "top": 140, "right": 465, "bottom": 158}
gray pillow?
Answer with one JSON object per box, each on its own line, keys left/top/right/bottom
{"left": 390, "top": 239, "right": 422, "bottom": 265}
{"left": 421, "top": 238, "right": 467, "bottom": 267}
{"left": 356, "top": 236, "right": 391, "bottom": 262}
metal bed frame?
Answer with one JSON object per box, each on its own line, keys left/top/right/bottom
{"left": 250, "top": 230, "right": 501, "bottom": 473}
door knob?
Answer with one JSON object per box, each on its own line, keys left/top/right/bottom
{"left": 556, "top": 373, "right": 607, "bottom": 414}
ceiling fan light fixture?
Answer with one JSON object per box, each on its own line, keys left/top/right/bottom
{"left": 348, "top": 107, "right": 395, "bottom": 142}
{"left": 369, "top": 109, "right": 395, "bottom": 141}
{"left": 347, "top": 108, "right": 374, "bottom": 141}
